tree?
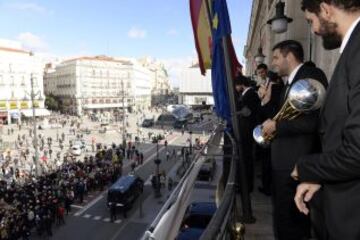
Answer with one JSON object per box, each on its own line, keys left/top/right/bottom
{"left": 45, "top": 94, "right": 60, "bottom": 111}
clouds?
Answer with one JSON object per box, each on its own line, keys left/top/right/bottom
{"left": 160, "top": 56, "right": 197, "bottom": 87}
{"left": 128, "top": 27, "right": 147, "bottom": 39}
{"left": 16, "top": 32, "right": 49, "bottom": 52}
{"left": 3, "top": 2, "right": 53, "bottom": 15}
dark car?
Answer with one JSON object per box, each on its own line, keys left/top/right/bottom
{"left": 176, "top": 202, "right": 217, "bottom": 240}
{"left": 142, "top": 118, "right": 154, "bottom": 127}
{"left": 176, "top": 228, "right": 204, "bottom": 240}
{"left": 174, "top": 120, "right": 187, "bottom": 129}
{"left": 198, "top": 158, "right": 216, "bottom": 181}
{"left": 107, "top": 175, "right": 144, "bottom": 213}
{"left": 182, "top": 202, "right": 217, "bottom": 229}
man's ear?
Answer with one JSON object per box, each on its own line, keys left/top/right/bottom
{"left": 319, "top": 2, "right": 334, "bottom": 21}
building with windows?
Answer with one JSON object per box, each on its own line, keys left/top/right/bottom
{"left": 0, "top": 39, "right": 46, "bottom": 124}
{"left": 44, "top": 55, "right": 152, "bottom": 116}
{"left": 178, "top": 67, "right": 214, "bottom": 108}
{"left": 138, "top": 57, "right": 171, "bottom": 106}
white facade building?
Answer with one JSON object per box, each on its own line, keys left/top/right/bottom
{"left": 0, "top": 39, "right": 46, "bottom": 124}
{"left": 44, "top": 55, "right": 152, "bottom": 116}
{"left": 178, "top": 68, "right": 214, "bottom": 106}
{"left": 138, "top": 58, "right": 171, "bottom": 105}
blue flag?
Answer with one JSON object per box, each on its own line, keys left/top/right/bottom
{"left": 211, "top": 0, "right": 233, "bottom": 123}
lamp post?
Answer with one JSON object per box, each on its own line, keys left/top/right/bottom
{"left": 154, "top": 139, "right": 162, "bottom": 198}
{"left": 267, "top": 0, "right": 293, "bottom": 34}
{"left": 189, "top": 131, "right": 193, "bottom": 154}
{"left": 29, "top": 74, "right": 41, "bottom": 177}
{"left": 120, "top": 79, "right": 126, "bottom": 148}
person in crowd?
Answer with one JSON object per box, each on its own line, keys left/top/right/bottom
{"left": 261, "top": 40, "right": 328, "bottom": 240}
{"left": 293, "top": 1, "right": 360, "bottom": 239}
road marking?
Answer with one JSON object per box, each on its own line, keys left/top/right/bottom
{"left": 114, "top": 219, "right": 122, "bottom": 224}
{"left": 93, "top": 216, "right": 101, "bottom": 220}
{"left": 83, "top": 214, "right": 91, "bottom": 218}
{"left": 71, "top": 205, "right": 83, "bottom": 209}
{"left": 103, "top": 218, "right": 110, "bottom": 222}
{"left": 74, "top": 193, "right": 104, "bottom": 216}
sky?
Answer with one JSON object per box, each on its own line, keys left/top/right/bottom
{"left": 0, "top": 0, "right": 253, "bottom": 86}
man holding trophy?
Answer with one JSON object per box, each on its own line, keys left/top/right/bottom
{"left": 259, "top": 40, "right": 328, "bottom": 239}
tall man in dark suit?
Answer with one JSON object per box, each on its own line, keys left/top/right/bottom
{"left": 293, "top": 1, "right": 360, "bottom": 239}
{"left": 261, "top": 40, "right": 328, "bottom": 240}
{"left": 235, "top": 75, "right": 261, "bottom": 193}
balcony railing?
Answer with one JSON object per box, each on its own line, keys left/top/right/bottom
{"left": 141, "top": 123, "right": 245, "bottom": 240}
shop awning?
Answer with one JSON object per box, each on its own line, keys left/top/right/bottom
{"left": 21, "top": 108, "right": 51, "bottom": 117}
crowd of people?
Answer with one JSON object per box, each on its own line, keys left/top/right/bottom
{"left": 0, "top": 145, "right": 123, "bottom": 240}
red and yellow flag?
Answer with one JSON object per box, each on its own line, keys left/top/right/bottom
{"left": 190, "top": 0, "right": 212, "bottom": 75}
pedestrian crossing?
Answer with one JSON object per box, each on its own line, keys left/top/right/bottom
{"left": 74, "top": 213, "right": 122, "bottom": 224}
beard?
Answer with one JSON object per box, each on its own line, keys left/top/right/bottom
{"left": 317, "top": 17, "right": 342, "bottom": 50}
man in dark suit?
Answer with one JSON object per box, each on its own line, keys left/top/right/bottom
{"left": 235, "top": 75, "right": 261, "bottom": 193}
{"left": 261, "top": 40, "right": 328, "bottom": 240}
{"left": 293, "top": 1, "right": 360, "bottom": 239}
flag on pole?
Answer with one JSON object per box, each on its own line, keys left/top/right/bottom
{"left": 211, "top": 0, "right": 242, "bottom": 122}
{"left": 190, "top": 0, "right": 213, "bottom": 75}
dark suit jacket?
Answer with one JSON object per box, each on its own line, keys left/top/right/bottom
{"left": 259, "top": 82, "right": 284, "bottom": 121}
{"left": 271, "top": 65, "right": 328, "bottom": 171}
{"left": 237, "top": 87, "right": 261, "bottom": 142}
{"left": 298, "top": 22, "right": 360, "bottom": 239}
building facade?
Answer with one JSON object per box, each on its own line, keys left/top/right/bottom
{"left": 44, "top": 55, "right": 152, "bottom": 116}
{"left": 138, "top": 58, "right": 171, "bottom": 106}
{"left": 0, "top": 39, "right": 46, "bottom": 124}
{"left": 244, "top": 0, "right": 339, "bottom": 80}
{"left": 178, "top": 68, "right": 214, "bottom": 107}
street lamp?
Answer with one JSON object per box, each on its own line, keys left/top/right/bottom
{"left": 154, "top": 139, "right": 162, "bottom": 198}
{"left": 267, "top": 0, "right": 293, "bottom": 34}
{"left": 25, "top": 73, "right": 41, "bottom": 177}
{"left": 254, "top": 47, "right": 266, "bottom": 65}
{"left": 118, "top": 79, "right": 126, "bottom": 148}
{"left": 189, "top": 131, "right": 193, "bottom": 154}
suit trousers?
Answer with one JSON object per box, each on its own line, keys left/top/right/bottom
{"left": 272, "top": 170, "right": 311, "bottom": 240}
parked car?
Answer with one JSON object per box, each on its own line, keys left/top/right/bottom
{"left": 176, "top": 228, "right": 204, "bottom": 240}
{"left": 198, "top": 158, "right": 216, "bottom": 181}
{"left": 73, "top": 140, "right": 86, "bottom": 149}
{"left": 142, "top": 118, "right": 154, "bottom": 127}
{"left": 176, "top": 202, "right": 217, "bottom": 240}
{"left": 70, "top": 145, "right": 82, "bottom": 156}
{"left": 182, "top": 202, "right": 217, "bottom": 229}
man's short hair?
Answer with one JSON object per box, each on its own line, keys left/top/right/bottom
{"left": 301, "top": 0, "right": 360, "bottom": 14}
{"left": 272, "top": 40, "right": 304, "bottom": 63}
{"left": 234, "top": 75, "right": 252, "bottom": 87}
{"left": 256, "top": 63, "right": 268, "bottom": 71}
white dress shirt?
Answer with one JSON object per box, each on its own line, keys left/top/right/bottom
{"left": 287, "top": 64, "right": 303, "bottom": 85}
{"left": 340, "top": 16, "right": 360, "bottom": 54}
{"left": 242, "top": 87, "right": 251, "bottom": 96}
